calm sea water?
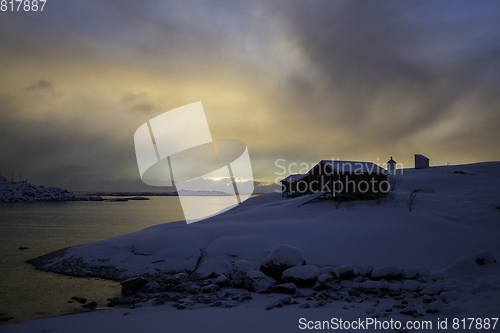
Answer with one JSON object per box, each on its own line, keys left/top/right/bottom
{"left": 0, "top": 195, "right": 259, "bottom": 324}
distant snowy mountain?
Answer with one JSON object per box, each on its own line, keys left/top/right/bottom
{"left": 176, "top": 189, "right": 232, "bottom": 196}
{"left": 0, "top": 175, "right": 103, "bottom": 203}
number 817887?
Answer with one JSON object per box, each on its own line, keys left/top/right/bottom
{"left": 1, "top": 0, "right": 47, "bottom": 11}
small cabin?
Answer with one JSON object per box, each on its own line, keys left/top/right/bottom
{"left": 415, "top": 154, "right": 429, "bottom": 169}
{"left": 280, "top": 160, "right": 389, "bottom": 200}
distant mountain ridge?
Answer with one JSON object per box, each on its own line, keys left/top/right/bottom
{"left": 85, "top": 189, "right": 232, "bottom": 196}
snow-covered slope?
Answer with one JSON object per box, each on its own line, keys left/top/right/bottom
{"left": 29, "top": 162, "right": 500, "bottom": 277}
{"left": 7, "top": 162, "right": 500, "bottom": 332}
{"left": 0, "top": 173, "right": 9, "bottom": 183}
{"left": 0, "top": 176, "right": 103, "bottom": 203}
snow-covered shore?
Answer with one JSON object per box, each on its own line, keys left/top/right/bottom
{"left": 0, "top": 174, "right": 103, "bottom": 203}
{"left": 4, "top": 162, "right": 500, "bottom": 332}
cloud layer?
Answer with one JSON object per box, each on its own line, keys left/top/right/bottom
{"left": 1, "top": 0, "right": 499, "bottom": 191}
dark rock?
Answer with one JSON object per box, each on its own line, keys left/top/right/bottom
{"left": 171, "top": 283, "right": 188, "bottom": 293}
{"left": 333, "top": 264, "right": 358, "bottom": 280}
{"left": 83, "top": 301, "right": 98, "bottom": 308}
{"left": 214, "top": 275, "right": 231, "bottom": 288}
{"left": 140, "top": 281, "right": 160, "bottom": 293}
{"left": 471, "top": 252, "right": 496, "bottom": 265}
{"left": 171, "top": 272, "right": 190, "bottom": 285}
{"left": 242, "top": 270, "right": 276, "bottom": 293}
{"left": 110, "top": 296, "right": 135, "bottom": 304}
{"left": 260, "top": 245, "right": 306, "bottom": 280}
{"left": 107, "top": 302, "right": 115, "bottom": 307}
{"left": 273, "top": 283, "right": 297, "bottom": 295}
{"left": 281, "top": 265, "right": 319, "bottom": 287}
{"left": 370, "top": 266, "right": 403, "bottom": 281}
{"left": 361, "top": 266, "right": 374, "bottom": 277}
{"left": 230, "top": 260, "right": 255, "bottom": 287}
{"left": 311, "top": 301, "right": 323, "bottom": 308}
{"left": 318, "top": 267, "right": 339, "bottom": 278}
{"left": 19, "top": 247, "right": 29, "bottom": 250}
{"left": 313, "top": 273, "right": 337, "bottom": 291}
{"left": 402, "top": 268, "right": 420, "bottom": 280}
{"left": 237, "top": 294, "right": 252, "bottom": 302}
{"left": 400, "top": 306, "right": 418, "bottom": 315}
{"left": 72, "top": 297, "right": 87, "bottom": 304}
{"left": 201, "top": 284, "right": 220, "bottom": 293}
{"left": 300, "top": 303, "right": 310, "bottom": 308}
{"left": 121, "top": 277, "right": 148, "bottom": 295}
{"left": 313, "top": 292, "right": 327, "bottom": 301}
{"left": 161, "top": 283, "right": 175, "bottom": 292}
{"left": 422, "top": 295, "right": 433, "bottom": 303}
{"left": 196, "top": 272, "right": 219, "bottom": 280}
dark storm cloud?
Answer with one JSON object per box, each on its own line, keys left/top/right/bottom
{"left": 274, "top": 0, "right": 500, "bottom": 140}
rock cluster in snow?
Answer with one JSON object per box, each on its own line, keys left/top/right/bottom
{"left": 27, "top": 248, "right": 125, "bottom": 279}
{"left": 259, "top": 245, "right": 306, "bottom": 280}
{"left": 44, "top": 245, "right": 497, "bottom": 316}
{"left": 0, "top": 176, "right": 103, "bottom": 203}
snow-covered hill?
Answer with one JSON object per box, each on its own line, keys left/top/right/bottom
{"left": 0, "top": 176, "right": 103, "bottom": 203}
{"left": 0, "top": 173, "right": 9, "bottom": 184}
{"left": 6, "top": 162, "right": 500, "bottom": 332}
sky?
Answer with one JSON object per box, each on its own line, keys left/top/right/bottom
{"left": 1, "top": 0, "right": 499, "bottom": 192}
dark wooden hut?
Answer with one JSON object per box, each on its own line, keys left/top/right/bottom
{"left": 281, "top": 160, "right": 389, "bottom": 200}
{"left": 280, "top": 173, "right": 309, "bottom": 197}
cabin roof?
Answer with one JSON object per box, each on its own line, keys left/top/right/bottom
{"left": 387, "top": 157, "right": 396, "bottom": 164}
{"left": 319, "top": 160, "right": 389, "bottom": 174}
{"left": 415, "top": 154, "right": 429, "bottom": 160}
{"left": 280, "top": 174, "right": 308, "bottom": 182}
